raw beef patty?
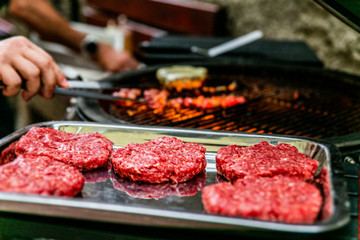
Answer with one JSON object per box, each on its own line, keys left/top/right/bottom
{"left": 202, "top": 175, "right": 322, "bottom": 224}
{"left": 111, "top": 136, "right": 206, "bottom": 183}
{"left": 216, "top": 141, "right": 318, "bottom": 181}
{"left": 0, "top": 155, "right": 84, "bottom": 196}
{"left": 0, "top": 141, "right": 18, "bottom": 166}
{"left": 15, "top": 127, "right": 113, "bottom": 171}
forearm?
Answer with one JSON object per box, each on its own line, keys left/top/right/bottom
{"left": 8, "top": 0, "right": 139, "bottom": 72}
{"left": 8, "top": 0, "right": 85, "bottom": 51}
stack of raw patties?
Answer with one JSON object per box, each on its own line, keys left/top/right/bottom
{"left": 202, "top": 141, "right": 324, "bottom": 224}
{"left": 0, "top": 127, "right": 113, "bottom": 197}
{"left": 110, "top": 136, "right": 207, "bottom": 199}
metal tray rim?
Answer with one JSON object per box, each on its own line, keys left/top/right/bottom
{"left": 0, "top": 121, "right": 350, "bottom": 233}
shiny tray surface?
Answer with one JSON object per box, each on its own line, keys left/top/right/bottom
{"left": 0, "top": 121, "right": 350, "bottom": 233}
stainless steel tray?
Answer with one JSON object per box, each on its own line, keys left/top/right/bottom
{"left": 0, "top": 121, "right": 350, "bottom": 233}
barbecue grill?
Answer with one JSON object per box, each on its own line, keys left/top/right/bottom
{"left": 71, "top": 59, "right": 359, "bottom": 239}
{"left": 76, "top": 60, "right": 360, "bottom": 140}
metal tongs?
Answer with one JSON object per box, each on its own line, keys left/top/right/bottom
{"left": 54, "top": 81, "right": 145, "bottom": 101}
{"left": 0, "top": 80, "right": 144, "bottom": 101}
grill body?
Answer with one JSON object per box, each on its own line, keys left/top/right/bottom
{"left": 77, "top": 62, "right": 360, "bottom": 139}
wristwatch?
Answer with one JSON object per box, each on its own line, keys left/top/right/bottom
{"left": 80, "top": 35, "right": 98, "bottom": 56}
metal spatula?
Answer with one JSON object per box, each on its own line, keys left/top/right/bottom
{"left": 190, "top": 30, "right": 263, "bottom": 57}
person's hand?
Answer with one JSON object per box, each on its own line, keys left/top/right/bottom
{"left": 0, "top": 36, "right": 68, "bottom": 101}
{"left": 94, "top": 42, "right": 139, "bottom": 72}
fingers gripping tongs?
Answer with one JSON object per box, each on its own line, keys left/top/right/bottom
{"left": 0, "top": 80, "right": 144, "bottom": 101}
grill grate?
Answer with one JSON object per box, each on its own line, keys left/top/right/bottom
{"left": 83, "top": 64, "right": 360, "bottom": 139}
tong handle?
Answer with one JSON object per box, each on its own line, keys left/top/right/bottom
{"left": 0, "top": 80, "right": 144, "bottom": 102}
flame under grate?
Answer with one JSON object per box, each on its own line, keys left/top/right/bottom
{"left": 94, "top": 65, "right": 360, "bottom": 139}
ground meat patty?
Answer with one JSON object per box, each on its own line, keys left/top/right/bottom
{"left": 216, "top": 141, "right": 318, "bottom": 181}
{"left": 111, "top": 136, "right": 206, "bottom": 183}
{"left": 202, "top": 175, "right": 322, "bottom": 224}
{"left": 15, "top": 127, "right": 113, "bottom": 171}
{"left": 0, "top": 155, "right": 84, "bottom": 196}
{"left": 0, "top": 141, "right": 18, "bottom": 166}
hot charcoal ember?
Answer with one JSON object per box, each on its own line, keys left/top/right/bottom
{"left": 111, "top": 170, "right": 206, "bottom": 200}
{"left": 216, "top": 141, "right": 318, "bottom": 182}
{"left": 202, "top": 81, "right": 237, "bottom": 93}
{"left": 111, "top": 136, "right": 206, "bottom": 183}
{"left": 164, "top": 78, "right": 205, "bottom": 92}
{"left": 0, "top": 141, "right": 18, "bottom": 166}
{"left": 0, "top": 155, "right": 84, "bottom": 196}
{"left": 202, "top": 175, "right": 322, "bottom": 224}
{"left": 15, "top": 127, "right": 113, "bottom": 171}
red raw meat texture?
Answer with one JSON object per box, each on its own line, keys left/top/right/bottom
{"left": 216, "top": 141, "right": 318, "bottom": 181}
{"left": 0, "top": 141, "right": 18, "bottom": 166}
{"left": 0, "top": 154, "right": 84, "bottom": 196}
{"left": 111, "top": 136, "right": 206, "bottom": 183}
{"left": 15, "top": 127, "right": 113, "bottom": 171}
{"left": 202, "top": 175, "right": 322, "bottom": 224}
